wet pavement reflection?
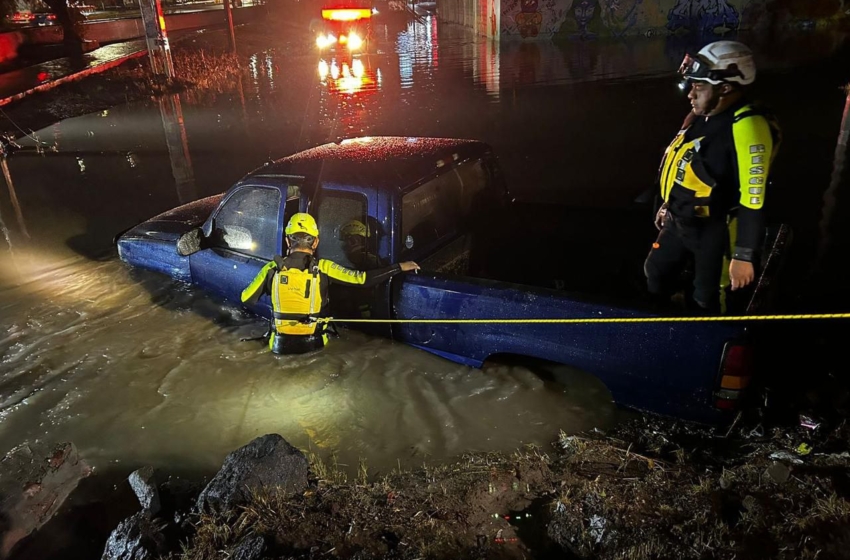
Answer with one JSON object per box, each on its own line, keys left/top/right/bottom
{"left": 0, "top": 40, "right": 147, "bottom": 103}
{"left": 1, "top": 19, "right": 850, "bottom": 483}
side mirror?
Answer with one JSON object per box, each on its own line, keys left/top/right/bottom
{"left": 177, "top": 228, "right": 203, "bottom": 256}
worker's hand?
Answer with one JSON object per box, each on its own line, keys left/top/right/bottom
{"left": 729, "top": 259, "right": 755, "bottom": 291}
{"left": 654, "top": 203, "right": 669, "bottom": 231}
{"left": 399, "top": 261, "right": 420, "bottom": 272}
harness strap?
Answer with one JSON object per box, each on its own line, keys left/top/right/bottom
{"left": 273, "top": 311, "right": 319, "bottom": 322}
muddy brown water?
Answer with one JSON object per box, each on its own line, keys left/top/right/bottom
{"left": 1, "top": 20, "right": 849, "bottom": 491}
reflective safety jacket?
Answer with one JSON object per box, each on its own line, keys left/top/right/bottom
{"left": 658, "top": 100, "right": 781, "bottom": 261}
{"left": 241, "top": 252, "right": 402, "bottom": 336}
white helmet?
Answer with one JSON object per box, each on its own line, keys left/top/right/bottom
{"left": 678, "top": 41, "right": 756, "bottom": 86}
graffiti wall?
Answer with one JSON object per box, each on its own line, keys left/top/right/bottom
{"left": 439, "top": 0, "right": 848, "bottom": 39}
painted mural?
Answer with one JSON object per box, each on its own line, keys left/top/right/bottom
{"left": 502, "top": 0, "right": 568, "bottom": 38}
{"left": 438, "top": 0, "right": 849, "bottom": 39}
{"left": 666, "top": 0, "right": 739, "bottom": 34}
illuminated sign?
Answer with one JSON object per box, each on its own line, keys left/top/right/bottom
{"left": 321, "top": 8, "right": 371, "bottom": 20}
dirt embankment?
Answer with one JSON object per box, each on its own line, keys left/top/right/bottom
{"left": 162, "top": 414, "right": 850, "bottom": 560}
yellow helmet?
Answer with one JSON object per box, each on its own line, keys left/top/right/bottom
{"left": 285, "top": 213, "right": 319, "bottom": 237}
{"left": 340, "top": 219, "right": 368, "bottom": 238}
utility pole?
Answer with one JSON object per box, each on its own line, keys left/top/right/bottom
{"left": 0, "top": 136, "right": 30, "bottom": 240}
{"left": 159, "top": 93, "right": 197, "bottom": 204}
{"left": 139, "top": 0, "right": 174, "bottom": 78}
{"left": 224, "top": 0, "right": 236, "bottom": 52}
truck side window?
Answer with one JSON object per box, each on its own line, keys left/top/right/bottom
{"left": 316, "top": 191, "right": 374, "bottom": 269}
{"left": 210, "top": 186, "right": 280, "bottom": 260}
{"left": 401, "top": 159, "right": 489, "bottom": 256}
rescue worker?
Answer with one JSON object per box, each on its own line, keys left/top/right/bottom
{"left": 340, "top": 219, "right": 384, "bottom": 269}
{"left": 241, "top": 213, "right": 420, "bottom": 354}
{"left": 644, "top": 41, "right": 781, "bottom": 314}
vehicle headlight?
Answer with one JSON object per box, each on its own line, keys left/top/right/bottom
{"left": 316, "top": 34, "right": 337, "bottom": 48}
{"left": 352, "top": 59, "right": 364, "bottom": 78}
{"left": 347, "top": 32, "right": 363, "bottom": 50}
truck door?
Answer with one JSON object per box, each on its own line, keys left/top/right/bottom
{"left": 313, "top": 185, "right": 391, "bottom": 337}
{"left": 188, "top": 184, "right": 287, "bottom": 314}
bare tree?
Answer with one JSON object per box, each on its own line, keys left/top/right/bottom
{"left": 0, "top": 0, "right": 18, "bottom": 22}
{"left": 40, "top": 0, "right": 85, "bottom": 53}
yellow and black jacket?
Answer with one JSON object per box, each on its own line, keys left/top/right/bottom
{"left": 241, "top": 252, "right": 401, "bottom": 346}
{"left": 658, "top": 99, "right": 781, "bottom": 262}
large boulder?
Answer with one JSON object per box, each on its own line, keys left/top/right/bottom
{"left": 128, "top": 466, "right": 161, "bottom": 516}
{"left": 100, "top": 512, "right": 166, "bottom": 560}
{"left": 196, "top": 434, "right": 309, "bottom": 514}
{"left": 0, "top": 441, "right": 91, "bottom": 558}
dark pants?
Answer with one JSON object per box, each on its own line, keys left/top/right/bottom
{"left": 270, "top": 331, "right": 326, "bottom": 354}
{"left": 644, "top": 215, "right": 729, "bottom": 313}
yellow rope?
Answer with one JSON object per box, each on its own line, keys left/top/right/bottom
{"left": 316, "top": 313, "right": 850, "bottom": 324}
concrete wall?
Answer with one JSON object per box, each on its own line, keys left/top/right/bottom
{"left": 438, "top": 0, "right": 500, "bottom": 37}
{"left": 437, "top": 0, "right": 848, "bottom": 39}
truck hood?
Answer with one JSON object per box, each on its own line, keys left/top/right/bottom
{"left": 120, "top": 194, "right": 223, "bottom": 242}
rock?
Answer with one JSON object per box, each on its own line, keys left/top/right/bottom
{"left": 719, "top": 474, "right": 733, "bottom": 490}
{"left": 232, "top": 535, "right": 266, "bottom": 560}
{"left": 101, "top": 512, "right": 166, "bottom": 560}
{"left": 764, "top": 462, "right": 791, "bottom": 484}
{"left": 128, "top": 466, "right": 161, "bottom": 516}
{"left": 196, "top": 434, "right": 309, "bottom": 514}
{"left": 0, "top": 441, "right": 91, "bottom": 558}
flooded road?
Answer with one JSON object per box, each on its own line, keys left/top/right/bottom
{"left": 1, "top": 18, "right": 850, "bottom": 486}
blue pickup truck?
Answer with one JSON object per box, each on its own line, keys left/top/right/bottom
{"left": 116, "top": 136, "right": 789, "bottom": 424}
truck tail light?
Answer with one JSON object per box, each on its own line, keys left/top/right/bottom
{"left": 715, "top": 343, "right": 754, "bottom": 409}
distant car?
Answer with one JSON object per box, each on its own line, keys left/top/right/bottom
{"left": 34, "top": 11, "right": 58, "bottom": 25}
{"left": 6, "top": 11, "right": 36, "bottom": 25}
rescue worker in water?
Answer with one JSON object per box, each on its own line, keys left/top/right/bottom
{"left": 645, "top": 40, "right": 782, "bottom": 314}
{"left": 241, "top": 213, "right": 420, "bottom": 354}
